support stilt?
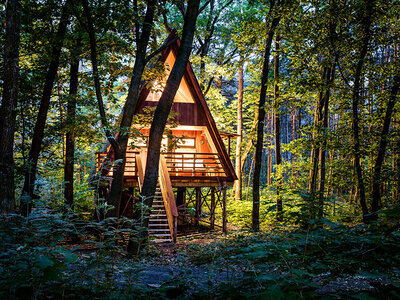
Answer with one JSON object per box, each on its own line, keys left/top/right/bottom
{"left": 210, "top": 187, "right": 216, "bottom": 230}
{"left": 222, "top": 182, "right": 227, "bottom": 233}
{"left": 195, "top": 187, "right": 201, "bottom": 225}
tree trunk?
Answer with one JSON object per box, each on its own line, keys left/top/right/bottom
{"left": 129, "top": 0, "right": 200, "bottom": 253}
{"left": 318, "top": 62, "right": 335, "bottom": 219}
{"left": 274, "top": 36, "right": 283, "bottom": 217}
{"left": 308, "top": 73, "right": 326, "bottom": 216}
{"left": 235, "top": 57, "right": 244, "bottom": 201}
{"left": 0, "top": 0, "right": 21, "bottom": 215}
{"left": 21, "top": 0, "right": 72, "bottom": 216}
{"left": 252, "top": 2, "right": 282, "bottom": 231}
{"left": 82, "top": 0, "right": 157, "bottom": 217}
{"left": 64, "top": 53, "right": 80, "bottom": 210}
{"left": 140, "top": 0, "right": 200, "bottom": 207}
{"left": 351, "top": 0, "right": 374, "bottom": 222}
{"left": 371, "top": 73, "right": 400, "bottom": 213}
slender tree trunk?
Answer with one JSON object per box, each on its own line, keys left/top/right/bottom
{"left": 274, "top": 36, "right": 283, "bottom": 217}
{"left": 83, "top": 0, "right": 157, "bottom": 217}
{"left": 130, "top": 0, "right": 199, "bottom": 253}
{"left": 64, "top": 54, "right": 80, "bottom": 210}
{"left": 267, "top": 113, "right": 272, "bottom": 185}
{"left": 0, "top": 0, "right": 21, "bottom": 214}
{"left": 141, "top": 0, "right": 199, "bottom": 204}
{"left": 108, "top": 0, "right": 161, "bottom": 218}
{"left": 21, "top": 0, "right": 72, "bottom": 216}
{"left": 351, "top": 0, "right": 375, "bottom": 222}
{"left": 308, "top": 72, "right": 326, "bottom": 215}
{"left": 397, "top": 143, "right": 400, "bottom": 203}
{"left": 318, "top": 63, "right": 335, "bottom": 219}
{"left": 252, "top": 2, "right": 282, "bottom": 231}
{"left": 235, "top": 57, "right": 244, "bottom": 201}
{"left": 371, "top": 73, "right": 400, "bottom": 213}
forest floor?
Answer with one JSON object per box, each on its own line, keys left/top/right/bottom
{"left": 1, "top": 214, "right": 400, "bottom": 299}
{"left": 65, "top": 226, "right": 400, "bottom": 299}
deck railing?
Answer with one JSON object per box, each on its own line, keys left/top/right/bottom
{"left": 163, "top": 152, "right": 225, "bottom": 178}
{"left": 95, "top": 150, "right": 226, "bottom": 179}
{"left": 95, "top": 151, "right": 138, "bottom": 177}
{"left": 158, "top": 154, "right": 178, "bottom": 242}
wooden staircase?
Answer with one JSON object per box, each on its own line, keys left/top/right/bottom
{"left": 136, "top": 150, "right": 178, "bottom": 244}
{"left": 148, "top": 184, "right": 172, "bottom": 243}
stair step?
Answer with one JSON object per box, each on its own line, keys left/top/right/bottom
{"left": 149, "top": 223, "right": 169, "bottom": 227}
{"left": 151, "top": 239, "right": 172, "bottom": 243}
{"left": 149, "top": 228, "right": 170, "bottom": 232}
{"left": 149, "top": 233, "right": 171, "bottom": 237}
{"left": 150, "top": 214, "right": 167, "bottom": 217}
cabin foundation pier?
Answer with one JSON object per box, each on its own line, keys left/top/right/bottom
{"left": 210, "top": 187, "right": 216, "bottom": 229}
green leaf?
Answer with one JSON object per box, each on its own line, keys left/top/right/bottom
{"left": 35, "top": 255, "right": 54, "bottom": 269}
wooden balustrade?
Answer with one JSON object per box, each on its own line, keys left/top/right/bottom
{"left": 163, "top": 152, "right": 225, "bottom": 178}
{"left": 135, "top": 151, "right": 145, "bottom": 192}
{"left": 96, "top": 151, "right": 226, "bottom": 179}
{"left": 159, "top": 154, "right": 178, "bottom": 242}
{"left": 95, "top": 151, "right": 138, "bottom": 177}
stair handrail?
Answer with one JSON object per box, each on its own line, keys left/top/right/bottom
{"left": 159, "top": 154, "right": 178, "bottom": 242}
{"left": 135, "top": 150, "right": 147, "bottom": 192}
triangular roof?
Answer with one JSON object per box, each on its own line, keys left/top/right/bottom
{"left": 135, "top": 31, "right": 237, "bottom": 182}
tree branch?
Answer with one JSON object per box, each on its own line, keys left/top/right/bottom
{"left": 81, "top": 0, "right": 119, "bottom": 150}
{"left": 145, "top": 36, "right": 178, "bottom": 64}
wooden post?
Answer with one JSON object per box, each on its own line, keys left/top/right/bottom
{"left": 173, "top": 216, "right": 177, "bottom": 243}
{"left": 228, "top": 136, "right": 231, "bottom": 159}
{"left": 176, "top": 187, "right": 186, "bottom": 207}
{"left": 210, "top": 187, "right": 216, "bottom": 230}
{"left": 195, "top": 187, "right": 201, "bottom": 225}
{"left": 222, "top": 182, "right": 227, "bottom": 233}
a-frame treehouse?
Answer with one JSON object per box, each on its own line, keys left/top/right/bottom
{"left": 95, "top": 33, "right": 237, "bottom": 243}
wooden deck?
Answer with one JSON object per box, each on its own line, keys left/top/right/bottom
{"left": 95, "top": 150, "right": 233, "bottom": 185}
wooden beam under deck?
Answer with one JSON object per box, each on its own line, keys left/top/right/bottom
{"left": 123, "top": 178, "right": 234, "bottom": 188}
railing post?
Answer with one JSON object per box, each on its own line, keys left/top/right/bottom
{"left": 195, "top": 187, "right": 201, "bottom": 226}
{"left": 159, "top": 154, "right": 178, "bottom": 243}
{"left": 173, "top": 216, "right": 177, "bottom": 243}
{"left": 222, "top": 181, "right": 227, "bottom": 233}
{"left": 210, "top": 187, "right": 215, "bottom": 230}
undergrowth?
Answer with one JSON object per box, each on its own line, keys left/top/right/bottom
{"left": 1, "top": 208, "right": 400, "bottom": 299}
{"left": 183, "top": 223, "right": 400, "bottom": 299}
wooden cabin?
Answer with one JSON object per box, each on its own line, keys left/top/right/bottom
{"left": 95, "top": 32, "right": 237, "bottom": 242}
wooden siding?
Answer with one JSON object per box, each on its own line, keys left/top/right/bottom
{"left": 137, "top": 101, "right": 206, "bottom": 127}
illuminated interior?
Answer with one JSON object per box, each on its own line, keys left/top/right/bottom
{"left": 146, "top": 51, "right": 194, "bottom": 103}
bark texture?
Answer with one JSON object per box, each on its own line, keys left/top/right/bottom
{"left": 351, "top": 0, "right": 375, "bottom": 222}
{"left": 0, "top": 0, "right": 21, "bottom": 214}
{"left": 252, "top": 0, "right": 282, "bottom": 231}
{"left": 234, "top": 58, "right": 244, "bottom": 201}
{"left": 274, "top": 37, "right": 282, "bottom": 216}
{"left": 64, "top": 55, "right": 80, "bottom": 210}
{"left": 371, "top": 73, "right": 400, "bottom": 213}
